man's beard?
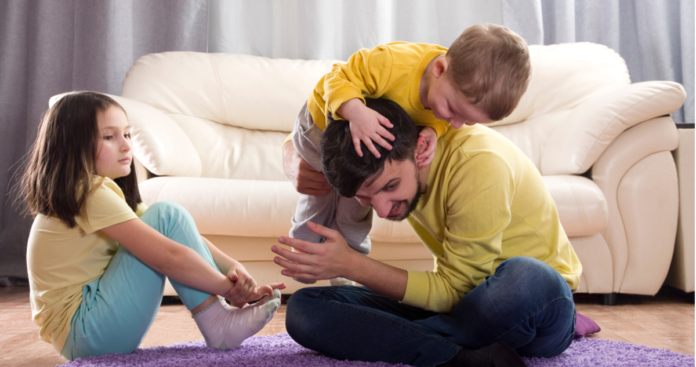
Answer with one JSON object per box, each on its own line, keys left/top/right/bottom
{"left": 386, "top": 171, "right": 422, "bottom": 221}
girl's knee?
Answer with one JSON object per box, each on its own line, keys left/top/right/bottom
{"left": 141, "top": 201, "right": 195, "bottom": 230}
{"left": 145, "top": 201, "right": 187, "bottom": 217}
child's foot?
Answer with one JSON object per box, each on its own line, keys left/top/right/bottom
{"left": 193, "top": 289, "right": 282, "bottom": 349}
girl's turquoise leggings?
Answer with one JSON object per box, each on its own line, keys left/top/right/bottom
{"left": 61, "top": 202, "right": 219, "bottom": 360}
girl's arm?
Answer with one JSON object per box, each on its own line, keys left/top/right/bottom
{"left": 101, "top": 218, "right": 233, "bottom": 296}
{"left": 201, "top": 235, "right": 240, "bottom": 275}
{"left": 202, "top": 236, "right": 286, "bottom": 307}
{"left": 201, "top": 236, "right": 256, "bottom": 305}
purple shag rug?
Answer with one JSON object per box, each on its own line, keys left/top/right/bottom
{"left": 60, "top": 333, "right": 694, "bottom": 367}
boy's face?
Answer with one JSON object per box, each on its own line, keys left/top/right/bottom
{"left": 426, "top": 72, "right": 492, "bottom": 129}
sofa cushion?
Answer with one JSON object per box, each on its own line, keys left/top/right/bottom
{"left": 541, "top": 81, "right": 687, "bottom": 175}
{"left": 140, "top": 174, "right": 607, "bottom": 242}
{"left": 491, "top": 110, "right": 571, "bottom": 170}
{"left": 139, "top": 177, "right": 422, "bottom": 243}
{"left": 122, "top": 52, "right": 338, "bottom": 133}
{"left": 492, "top": 42, "right": 630, "bottom": 127}
{"left": 169, "top": 114, "right": 288, "bottom": 180}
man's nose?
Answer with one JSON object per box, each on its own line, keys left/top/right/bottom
{"left": 372, "top": 200, "right": 391, "bottom": 218}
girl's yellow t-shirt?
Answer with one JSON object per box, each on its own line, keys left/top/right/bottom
{"left": 26, "top": 177, "right": 147, "bottom": 353}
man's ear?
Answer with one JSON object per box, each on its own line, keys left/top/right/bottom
{"left": 414, "top": 136, "right": 428, "bottom": 165}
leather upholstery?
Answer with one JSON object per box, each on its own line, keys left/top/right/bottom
{"left": 50, "top": 42, "right": 686, "bottom": 296}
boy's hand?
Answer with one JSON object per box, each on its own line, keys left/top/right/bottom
{"left": 338, "top": 99, "right": 395, "bottom": 158}
{"left": 283, "top": 142, "right": 332, "bottom": 196}
{"left": 416, "top": 127, "right": 437, "bottom": 167}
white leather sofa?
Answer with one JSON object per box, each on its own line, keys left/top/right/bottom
{"left": 51, "top": 42, "right": 686, "bottom": 303}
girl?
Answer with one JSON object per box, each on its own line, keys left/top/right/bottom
{"left": 21, "top": 91, "right": 285, "bottom": 360}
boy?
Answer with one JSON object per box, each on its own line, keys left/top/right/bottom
{"left": 283, "top": 23, "right": 531, "bottom": 284}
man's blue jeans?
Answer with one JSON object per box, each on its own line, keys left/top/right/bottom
{"left": 286, "top": 257, "right": 576, "bottom": 367}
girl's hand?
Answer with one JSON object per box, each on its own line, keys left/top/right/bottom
{"left": 224, "top": 265, "right": 257, "bottom": 307}
{"left": 338, "top": 99, "right": 395, "bottom": 158}
{"left": 223, "top": 282, "right": 286, "bottom": 308}
{"left": 416, "top": 127, "right": 437, "bottom": 167}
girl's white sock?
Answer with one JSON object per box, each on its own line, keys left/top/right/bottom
{"left": 193, "top": 289, "right": 282, "bottom": 350}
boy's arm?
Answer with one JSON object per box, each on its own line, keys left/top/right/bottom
{"left": 319, "top": 46, "right": 394, "bottom": 121}
{"left": 318, "top": 46, "right": 399, "bottom": 157}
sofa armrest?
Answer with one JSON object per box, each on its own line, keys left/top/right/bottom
{"left": 591, "top": 117, "right": 679, "bottom": 294}
{"left": 541, "top": 81, "right": 686, "bottom": 175}
{"left": 49, "top": 92, "right": 202, "bottom": 177}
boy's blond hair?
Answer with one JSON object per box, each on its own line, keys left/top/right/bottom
{"left": 447, "top": 23, "right": 531, "bottom": 121}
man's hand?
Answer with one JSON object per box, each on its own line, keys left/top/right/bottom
{"left": 283, "top": 142, "right": 332, "bottom": 196}
{"left": 272, "top": 221, "right": 358, "bottom": 282}
{"left": 416, "top": 127, "right": 437, "bottom": 167}
{"left": 338, "top": 98, "right": 395, "bottom": 158}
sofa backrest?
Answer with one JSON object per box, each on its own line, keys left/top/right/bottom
{"left": 122, "top": 52, "right": 338, "bottom": 180}
{"left": 490, "top": 42, "right": 630, "bottom": 170}
{"left": 121, "top": 43, "right": 632, "bottom": 179}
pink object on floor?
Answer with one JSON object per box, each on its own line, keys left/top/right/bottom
{"left": 574, "top": 312, "right": 601, "bottom": 338}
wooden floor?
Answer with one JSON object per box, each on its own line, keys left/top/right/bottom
{"left": 1, "top": 286, "right": 693, "bottom": 366}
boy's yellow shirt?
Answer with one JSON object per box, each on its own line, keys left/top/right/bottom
{"left": 404, "top": 124, "right": 582, "bottom": 313}
{"left": 308, "top": 42, "right": 450, "bottom": 137}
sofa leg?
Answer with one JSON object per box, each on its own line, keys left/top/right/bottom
{"left": 601, "top": 293, "right": 618, "bottom": 305}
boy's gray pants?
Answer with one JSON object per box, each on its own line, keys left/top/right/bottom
{"left": 289, "top": 102, "right": 372, "bottom": 255}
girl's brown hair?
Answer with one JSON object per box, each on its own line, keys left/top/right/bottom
{"left": 20, "top": 91, "right": 141, "bottom": 228}
{"left": 446, "top": 23, "right": 532, "bottom": 121}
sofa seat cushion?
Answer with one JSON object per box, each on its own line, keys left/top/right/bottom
{"left": 140, "top": 174, "right": 607, "bottom": 243}
{"left": 139, "top": 177, "right": 421, "bottom": 243}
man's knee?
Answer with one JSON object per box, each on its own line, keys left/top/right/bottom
{"left": 286, "top": 288, "right": 322, "bottom": 345}
{"left": 493, "top": 257, "right": 572, "bottom": 303}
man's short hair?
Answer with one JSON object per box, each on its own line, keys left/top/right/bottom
{"left": 447, "top": 23, "right": 531, "bottom": 121}
{"left": 320, "top": 98, "right": 418, "bottom": 198}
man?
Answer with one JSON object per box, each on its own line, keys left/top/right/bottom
{"left": 273, "top": 98, "right": 582, "bottom": 367}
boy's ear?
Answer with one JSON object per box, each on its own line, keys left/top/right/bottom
{"left": 414, "top": 136, "right": 428, "bottom": 165}
{"left": 432, "top": 57, "right": 449, "bottom": 78}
